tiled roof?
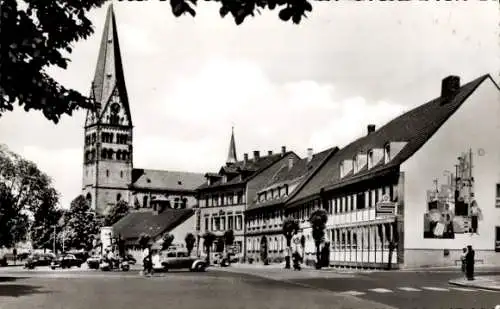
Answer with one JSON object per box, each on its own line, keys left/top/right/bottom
{"left": 286, "top": 75, "right": 490, "bottom": 208}
{"left": 112, "top": 208, "right": 194, "bottom": 244}
{"left": 246, "top": 147, "right": 337, "bottom": 212}
{"left": 132, "top": 169, "right": 205, "bottom": 191}
{"left": 197, "top": 152, "right": 295, "bottom": 190}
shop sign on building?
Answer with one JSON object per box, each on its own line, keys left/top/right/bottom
{"left": 376, "top": 194, "right": 396, "bottom": 218}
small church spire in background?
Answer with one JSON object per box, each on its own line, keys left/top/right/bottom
{"left": 226, "top": 126, "right": 238, "bottom": 165}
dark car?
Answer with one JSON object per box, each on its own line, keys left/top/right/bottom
{"left": 25, "top": 253, "right": 55, "bottom": 268}
{"left": 51, "top": 254, "right": 83, "bottom": 269}
{"left": 156, "top": 251, "right": 207, "bottom": 272}
{"left": 124, "top": 254, "right": 136, "bottom": 265}
{"left": 0, "top": 255, "right": 7, "bottom": 267}
{"left": 86, "top": 255, "right": 101, "bottom": 269}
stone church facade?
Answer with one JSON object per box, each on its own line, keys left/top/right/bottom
{"left": 82, "top": 5, "right": 204, "bottom": 215}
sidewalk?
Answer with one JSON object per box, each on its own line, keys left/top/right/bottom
{"left": 449, "top": 275, "right": 500, "bottom": 291}
{"left": 216, "top": 262, "right": 357, "bottom": 281}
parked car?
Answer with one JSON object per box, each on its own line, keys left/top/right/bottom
{"left": 86, "top": 255, "right": 101, "bottom": 270}
{"left": 124, "top": 254, "right": 136, "bottom": 265}
{"left": 51, "top": 254, "right": 83, "bottom": 269}
{"left": 24, "top": 253, "right": 55, "bottom": 268}
{"left": 155, "top": 251, "right": 207, "bottom": 272}
{"left": 0, "top": 254, "right": 7, "bottom": 267}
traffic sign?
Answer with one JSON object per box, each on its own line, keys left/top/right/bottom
{"left": 376, "top": 195, "right": 396, "bottom": 217}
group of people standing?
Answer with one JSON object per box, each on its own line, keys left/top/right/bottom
{"left": 460, "top": 245, "right": 476, "bottom": 281}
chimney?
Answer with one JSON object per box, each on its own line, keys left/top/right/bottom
{"left": 441, "top": 75, "right": 461, "bottom": 103}
{"left": 253, "top": 150, "right": 260, "bottom": 161}
{"left": 243, "top": 153, "right": 248, "bottom": 163}
{"left": 288, "top": 157, "right": 294, "bottom": 170}
{"left": 367, "top": 124, "right": 376, "bottom": 135}
{"left": 307, "top": 148, "right": 313, "bottom": 163}
{"left": 268, "top": 150, "right": 273, "bottom": 156}
{"left": 281, "top": 146, "right": 286, "bottom": 156}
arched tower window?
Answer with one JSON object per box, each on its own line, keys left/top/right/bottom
{"left": 117, "top": 193, "right": 122, "bottom": 202}
{"left": 182, "top": 198, "right": 187, "bottom": 209}
{"left": 101, "top": 148, "right": 107, "bottom": 159}
{"left": 116, "top": 150, "right": 122, "bottom": 160}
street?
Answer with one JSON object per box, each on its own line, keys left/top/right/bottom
{"left": 0, "top": 267, "right": 498, "bottom": 309}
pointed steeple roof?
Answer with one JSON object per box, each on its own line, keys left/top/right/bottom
{"left": 89, "top": 4, "right": 131, "bottom": 124}
{"left": 226, "top": 126, "right": 238, "bottom": 165}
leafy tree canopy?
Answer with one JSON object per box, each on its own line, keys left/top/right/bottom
{"left": 104, "top": 200, "right": 129, "bottom": 226}
{"left": 1, "top": 0, "right": 311, "bottom": 123}
{"left": 0, "top": 144, "right": 60, "bottom": 248}
{"left": 61, "top": 195, "right": 103, "bottom": 250}
{"left": 161, "top": 233, "right": 174, "bottom": 251}
{"left": 309, "top": 208, "right": 328, "bottom": 245}
{"left": 184, "top": 233, "right": 196, "bottom": 255}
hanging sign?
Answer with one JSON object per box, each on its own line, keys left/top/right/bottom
{"left": 376, "top": 194, "right": 396, "bottom": 217}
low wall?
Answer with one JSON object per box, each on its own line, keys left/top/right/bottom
{"left": 402, "top": 249, "right": 500, "bottom": 268}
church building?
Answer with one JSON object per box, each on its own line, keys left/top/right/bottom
{"left": 82, "top": 5, "right": 204, "bottom": 215}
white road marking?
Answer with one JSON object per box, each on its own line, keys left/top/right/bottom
{"left": 369, "top": 288, "right": 393, "bottom": 293}
{"left": 421, "top": 286, "right": 450, "bottom": 291}
{"left": 449, "top": 287, "right": 478, "bottom": 292}
{"left": 339, "top": 290, "right": 366, "bottom": 296}
{"left": 398, "top": 287, "right": 422, "bottom": 291}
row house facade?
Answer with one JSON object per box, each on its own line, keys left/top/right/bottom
{"left": 196, "top": 129, "right": 298, "bottom": 260}
{"left": 286, "top": 74, "right": 500, "bottom": 269}
{"left": 245, "top": 147, "right": 338, "bottom": 263}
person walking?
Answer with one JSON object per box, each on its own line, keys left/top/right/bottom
{"left": 460, "top": 247, "right": 467, "bottom": 274}
{"left": 465, "top": 245, "right": 475, "bottom": 281}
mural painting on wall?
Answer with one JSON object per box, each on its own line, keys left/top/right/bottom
{"left": 423, "top": 149, "right": 483, "bottom": 239}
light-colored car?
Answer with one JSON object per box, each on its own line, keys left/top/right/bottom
{"left": 153, "top": 251, "right": 207, "bottom": 272}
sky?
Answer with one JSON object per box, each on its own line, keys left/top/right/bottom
{"left": 0, "top": 1, "right": 498, "bottom": 209}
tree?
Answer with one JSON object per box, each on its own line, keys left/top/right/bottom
{"left": 161, "top": 233, "right": 174, "bottom": 251}
{"left": 30, "top": 188, "right": 63, "bottom": 252}
{"left": 223, "top": 229, "right": 234, "bottom": 264}
{"left": 0, "top": 144, "right": 60, "bottom": 248}
{"left": 282, "top": 217, "right": 299, "bottom": 269}
{"left": 309, "top": 208, "right": 328, "bottom": 269}
{"left": 104, "top": 200, "right": 130, "bottom": 226}
{"left": 202, "top": 232, "right": 216, "bottom": 264}
{"left": 2, "top": 0, "right": 312, "bottom": 123}
{"left": 138, "top": 233, "right": 151, "bottom": 250}
{"left": 61, "top": 195, "right": 102, "bottom": 250}
{"left": 184, "top": 233, "right": 196, "bottom": 257}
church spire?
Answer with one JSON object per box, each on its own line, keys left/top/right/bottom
{"left": 87, "top": 3, "right": 131, "bottom": 126}
{"left": 226, "top": 126, "right": 238, "bottom": 165}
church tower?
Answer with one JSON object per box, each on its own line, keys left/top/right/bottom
{"left": 82, "top": 4, "right": 133, "bottom": 215}
{"left": 226, "top": 127, "right": 237, "bottom": 165}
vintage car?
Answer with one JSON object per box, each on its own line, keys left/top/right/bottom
{"left": 51, "top": 254, "right": 83, "bottom": 269}
{"left": 86, "top": 255, "right": 102, "bottom": 270}
{"left": 153, "top": 251, "right": 207, "bottom": 272}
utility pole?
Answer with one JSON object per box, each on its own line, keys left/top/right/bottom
{"left": 53, "top": 225, "right": 56, "bottom": 254}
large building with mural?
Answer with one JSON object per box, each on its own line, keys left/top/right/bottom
{"left": 285, "top": 74, "right": 500, "bottom": 268}
{"left": 81, "top": 5, "right": 204, "bottom": 216}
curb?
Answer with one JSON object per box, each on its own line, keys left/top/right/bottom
{"left": 448, "top": 279, "right": 500, "bottom": 292}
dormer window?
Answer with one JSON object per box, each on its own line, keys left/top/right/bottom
{"left": 340, "top": 159, "right": 353, "bottom": 178}
{"left": 353, "top": 153, "right": 367, "bottom": 174}
{"left": 384, "top": 144, "right": 391, "bottom": 164}
{"left": 368, "top": 150, "right": 374, "bottom": 169}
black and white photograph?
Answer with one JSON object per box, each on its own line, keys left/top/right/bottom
{"left": 1, "top": 0, "right": 499, "bottom": 308}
